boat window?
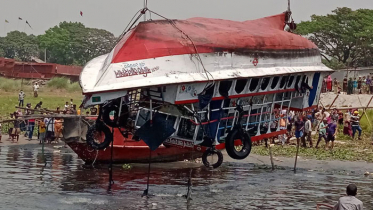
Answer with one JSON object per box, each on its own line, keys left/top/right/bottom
{"left": 295, "top": 75, "right": 301, "bottom": 90}
{"left": 261, "top": 77, "right": 270, "bottom": 90}
{"left": 235, "top": 79, "right": 247, "bottom": 94}
{"left": 136, "top": 109, "right": 150, "bottom": 127}
{"left": 166, "top": 115, "right": 177, "bottom": 127}
{"left": 177, "top": 118, "right": 197, "bottom": 140}
{"left": 249, "top": 78, "right": 259, "bottom": 92}
{"left": 287, "top": 76, "right": 294, "bottom": 88}
{"left": 219, "top": 81, "right": 232, "bottom": 97}
{"left": 271, "top": 76, "right": 280, "bottom": 89}
{"left": 302, "top": 75, "right": 308, "bottom": 84}
{"left": 205, "top": 84, "right": 215, "bottom": 95}
{"left": 280, "top": 76, "right": 288, "bottom": 88}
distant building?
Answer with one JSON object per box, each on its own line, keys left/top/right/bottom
{"left": 0, "top": 57, "right": 82, "bottom": 81}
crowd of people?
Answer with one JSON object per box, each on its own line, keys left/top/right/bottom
{"left": 323, "top": 75, "right": 373, "bottom": 94}
{"left": 269, "top": 105, "right": 365, "bottom": 148}
{"left": 0, "top": 87, "right": 98, "bottom": 144}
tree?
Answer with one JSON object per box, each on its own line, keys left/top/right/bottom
{"left": 296, "top": 7, "right": 373, "bottom": 69}
{"left": 0, "top": 31, "right": 39, "bottom": 61}
{"left": 38, "top": 22, "right": 116, "bottom": 65}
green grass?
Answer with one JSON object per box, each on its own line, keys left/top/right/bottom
{"left": 0, "top": 76, "right": 81, "bottom": 92}
{"left": 0, "top": 77, "right": 22, "bottom": 92}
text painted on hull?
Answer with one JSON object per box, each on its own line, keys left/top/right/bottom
{"left": 114, "top": 62, "right": 159, "bottom": 78}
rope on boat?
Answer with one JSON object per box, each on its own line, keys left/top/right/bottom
{"left": 92, "top": 150, "right": 99, "bottom": 166}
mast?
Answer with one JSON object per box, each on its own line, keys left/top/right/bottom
{"left": 144, "top": 0, "right": 148, "bottom": 21}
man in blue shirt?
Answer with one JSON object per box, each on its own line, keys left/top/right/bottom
{"left": 326, "top": 119, "right": 337, "bottom": 150}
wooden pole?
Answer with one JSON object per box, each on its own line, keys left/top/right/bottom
{"left": 15, "top": 106, "right": 59, "bottom": 113}
{"left": 269, "top": 144, "right": 275, "bottom": 171}
{"left": 294, "top": 140, "right": 300, "bottom": 173}
{"left": 328, "top": 94, "right": 339, "bottom": 110}
{"left": 360, "top": 96, "right": 373, "bottom": 127}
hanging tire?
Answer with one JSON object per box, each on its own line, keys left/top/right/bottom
{"left": 225, "top": 128, "right": 252, "bottom": 160}
{"left": 102, "top": 104, "right": 119, "bottom": 127}
{"left": 86, "top": 122, "right": 113, "bottom": 150}
{"left": 202, "top": 148, "right": 223, "bottom": 168}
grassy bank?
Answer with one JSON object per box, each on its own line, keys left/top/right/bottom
{"left": 252, "top": 110, "right": 373, "bottom": 162}
{"left": 0, "top": 77, "right": 82, "bottom": 117}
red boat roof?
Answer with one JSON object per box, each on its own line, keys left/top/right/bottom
{"left": 111, "top": 12, "right": 318, "bottom": 63}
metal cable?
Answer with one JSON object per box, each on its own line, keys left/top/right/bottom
{"left": 147, "top": 9, "right": 215, "bottom": 91}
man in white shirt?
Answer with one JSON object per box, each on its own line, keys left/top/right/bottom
{"left": 301, "top": 116, "right": 313, "bottom": 147}
{"left": 33, "top": 82, "right": 39, "bottom": 97}
{"left": 334, "top": 184, "right": 363, "bottom": 210}
{"left": 18, "top": 90, "right": 25, "bottom": 107}
{"left": 45, "top": 117, "right": 54, "bottom": 143}
{"left": 64, "top": 102, "right": 69, "bottom": 111}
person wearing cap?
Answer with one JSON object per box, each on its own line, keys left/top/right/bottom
{"left": 301, "top": 116, "right": 313, "bottom": 147}
{"left": 350, "top": 111, "right": 362, "bottom": 140}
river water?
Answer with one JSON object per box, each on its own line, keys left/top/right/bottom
{"left": 0, "top": 144, "right": 372, "bottom": 210}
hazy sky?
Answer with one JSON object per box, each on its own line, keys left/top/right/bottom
{"left": 1, "top": 0, "right": 373, "bottom": 37}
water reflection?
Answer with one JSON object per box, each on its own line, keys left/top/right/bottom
{"left": 0, "top": 144, "right": 372, "bottom": 210}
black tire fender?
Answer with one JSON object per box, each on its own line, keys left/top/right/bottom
{"left": 225, "top": 128, "right": 252, "bottom": 160}
{"left": 86, "top": 122, "right": 113, "bottom": 150}
{"left": 202, "top": 148, "right": 223, "bottom": 168}
{"left": 102, "top": 104, "right": 119, "bottom": 128}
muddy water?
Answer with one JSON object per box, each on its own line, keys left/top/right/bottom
{"left": 0, "top": 144, "right": 372, "bottom": 210}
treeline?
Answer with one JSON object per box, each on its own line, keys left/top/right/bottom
{"left": 0, "top": 22, "right": 116, "bottom": 66}
{"left": 296, "top": 7, "right": 373, "bottom": 69}
{"left": 1, "top": 7, "right": 373, "bottom": 69}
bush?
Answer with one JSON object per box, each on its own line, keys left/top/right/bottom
{"left": 67, "top": 82, "right": 81, "bottom": 92}
{"left": 0, "top": 77, "right": 22, "bottom": 92}
{"left": 47, "top": 77, "right": 70, "bottom": 89}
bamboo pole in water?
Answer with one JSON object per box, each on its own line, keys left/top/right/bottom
{"left": 294, "top": 139, "right": 300, "bottom": 173}
{"left": 269, "top": 144, "right": 275, "bottom": 171}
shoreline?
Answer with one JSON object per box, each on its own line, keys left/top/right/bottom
{"left": 1, "top": 135, "right": 372, "bottom": 175}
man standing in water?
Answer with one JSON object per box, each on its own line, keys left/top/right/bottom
{"left": 333, "top": 184, "right": 363, "bottom": 210}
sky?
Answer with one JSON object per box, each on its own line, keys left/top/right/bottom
{"left": 1, "top": 0, "right": 373, "bottom": 37}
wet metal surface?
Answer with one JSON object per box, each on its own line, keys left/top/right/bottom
{"left": 0, "top": 144, "right": 372, "bottom": 210}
